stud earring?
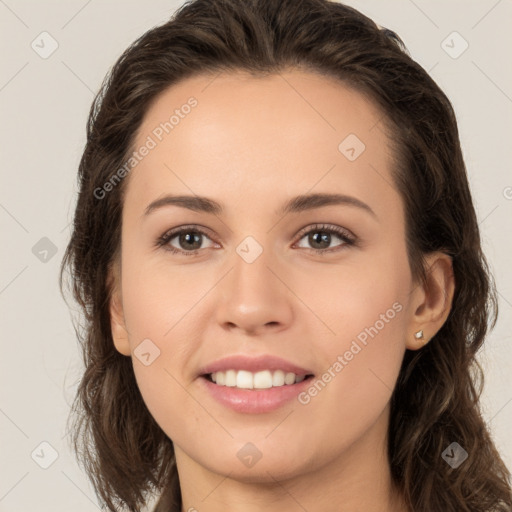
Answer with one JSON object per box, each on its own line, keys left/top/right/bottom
{"left": 414, "top": 330, "right": 424, "bottom": 340}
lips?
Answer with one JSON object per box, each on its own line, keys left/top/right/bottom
{"left": 197, "top": 354, "right": 314, "bottom": 377}
{"left": 196, "top": 354, "right": 316, "bottom": 413}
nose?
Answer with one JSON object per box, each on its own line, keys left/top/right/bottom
{"left": 214, "top": 242, "right": 294, "bottom": 336}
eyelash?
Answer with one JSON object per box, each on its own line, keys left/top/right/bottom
{"left": 155, "top": 223, "right": 357, "bottom": 257}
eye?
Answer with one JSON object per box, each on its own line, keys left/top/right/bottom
{"left": 155, "top": 225, "right": 217, "bottom": 256}
{"left": 293, "top": 224, "right": 356, "bottom": 254}
{"left": 155, "top": 223, "right": 356, "bottom": 257}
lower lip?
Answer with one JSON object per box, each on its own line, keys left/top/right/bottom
{"left": 198, "top": 375, "right": 314, "bottom": 414}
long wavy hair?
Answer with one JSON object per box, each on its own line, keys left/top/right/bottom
{"left": 59, "top": 0, "right": 512, "bottom": 510}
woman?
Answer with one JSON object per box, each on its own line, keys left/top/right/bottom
{"left": 59, "top": 0, "right": 512, "bottom": 510}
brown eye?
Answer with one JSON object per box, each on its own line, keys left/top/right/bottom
{"left": 174, "top": 231, "right": 203, "bottom": 251}
{"left": 294, "top": 224, "right": 356, "bottom": 254}
{"left": 307, "top": 231, "right": 336, "bottom": 250}
{"left": 156, "top": 226, "right": 216, "bottom": 255}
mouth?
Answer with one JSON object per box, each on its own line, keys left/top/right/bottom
{"left": 197, "top": 354, "right": 316, "bottom": 412}
{"left": 201, "top": 369, "right": 315, "bottom": 390}
{"left": 199, "top": 369, "right": 315, "bottom": 413}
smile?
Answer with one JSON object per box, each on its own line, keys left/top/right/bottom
{"left": 199, "top": 372, "right": 315, "bottom": 414}
{"left": 207, "top": 369, "right": 310, "bottom": 389}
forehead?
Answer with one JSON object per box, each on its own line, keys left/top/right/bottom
{"left": 125, "top": 69, "right": 399, "bottom": 218}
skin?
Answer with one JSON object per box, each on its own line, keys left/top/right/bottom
{"left": 109, "top": 69, "right": 454, "bottom": 512}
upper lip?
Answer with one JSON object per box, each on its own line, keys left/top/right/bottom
{"left": 198, "top": 354, "right": 314, "bottom": 377}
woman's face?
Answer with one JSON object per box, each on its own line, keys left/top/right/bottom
{"left": 111, "top": 70, "right": 420, "bottom": 481}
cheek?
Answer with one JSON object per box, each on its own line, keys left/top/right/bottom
{"left": 301, "top": 244, "right": 409, "bottom": 351}
{"left": 119, "top": 257, "right": 217, "bottom": 439}
{"left": 121, "top": 255, "right": 216, "bottom": 342}
{"left": 296, "top": 251, "right": 409, "bottom": 426}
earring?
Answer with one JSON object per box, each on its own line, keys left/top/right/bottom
{"left": 414, "top": 330, "right": 424, "bottom": 340}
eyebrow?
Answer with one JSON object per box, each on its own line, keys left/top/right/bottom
{"left": 143, "top": 192, "right": 377, "bottom": 219}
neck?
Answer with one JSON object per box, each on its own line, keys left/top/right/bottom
{"left": 175, "top": 406, "right": 408, "bottom": 512}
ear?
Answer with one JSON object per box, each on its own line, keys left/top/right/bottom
{"left": 108, "top": 260, "right": 131, "bottom": 356}
{"left": 406, "top": 252, "right": 455, "bottom": 350}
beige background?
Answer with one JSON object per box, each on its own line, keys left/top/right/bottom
{"left": 1, "top": 0, "right": 511, "bottom": 510}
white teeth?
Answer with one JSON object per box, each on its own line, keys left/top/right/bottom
{"left": 284, "top": 372, "right": 296, "bottom": 385}
{"left": 225, "top": 369, "right": 237, "bottom": 387}
{"left": 237, "top": 370, "right": 254, "bottom": 389}
{"left": 209, "top": 369, "right": 309, "bottom": 389}
{"left": 253, "top": 370, "right": 273, "bottom": 389}
{"left": 272, "top": 370, "right": 285, "bottom": 386}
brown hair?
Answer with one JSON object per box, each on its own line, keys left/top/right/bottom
{"left": 59, "top": 0, "right": 512, "bottom": 510}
